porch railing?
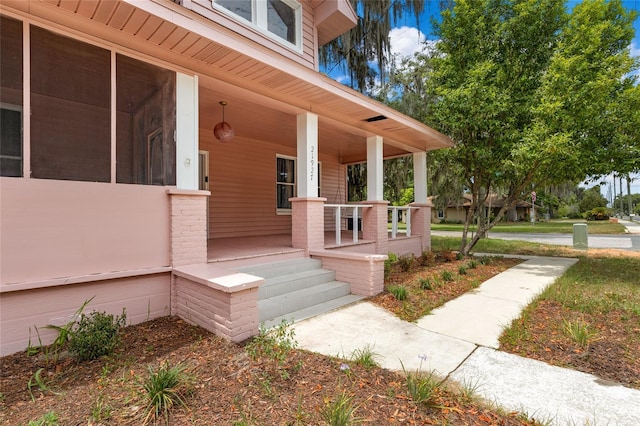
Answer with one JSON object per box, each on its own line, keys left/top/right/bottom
{"left": 388, "top": 206, "right": 414, "bottom": 239}
{"left": 324, "top": 204, "right": 372, "bottom": 245}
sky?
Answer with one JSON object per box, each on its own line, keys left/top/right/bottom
{"left": 330, "top": 0, "right": 640, "bottom": 199}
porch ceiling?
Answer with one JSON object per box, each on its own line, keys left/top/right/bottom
{"left": 24, "top": 0, "right": 453, "bottom": 163}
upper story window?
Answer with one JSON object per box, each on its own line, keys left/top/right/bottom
{"left": 214, "top": 0, "right": 301, "bottom": 49}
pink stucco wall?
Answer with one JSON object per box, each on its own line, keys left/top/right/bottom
{"left": 0, "top": 273, "right": 171, "bottom": 356}
{"left": 0, "top": 178, "right": 170, "bottom": 287}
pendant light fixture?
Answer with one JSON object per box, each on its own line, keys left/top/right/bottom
{"left": 213, "top": 100, "right": 234, "bottom": 143}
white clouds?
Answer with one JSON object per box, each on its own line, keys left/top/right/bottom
{"left": 630, "top": 41, "right": 640, "bottom": 58}
{"left": 389, "top": 26, "right": 426, "bottom": 61}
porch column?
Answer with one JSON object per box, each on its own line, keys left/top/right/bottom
{"left": 362, "top": 136, "right": 388, "bottom": 254}
{"left": 413, "top": 152, "right": 428, "bottom": 203}
{"left": 410, "top": 201, "right": 432, "bottom": 253}
{"left": 291, "top": 112, "right": 325, "bottom": 254}
{"left": 367, "top": 136, "right": 384, "bottom": 201}
{"left": 168, "top": 189, "right": 210, "bottom": 267}
{"left": 412, "top": 151, "right": 432, "bottom": 252}
{"left": 176, "top": 73, "right": 199, "bottom": 190}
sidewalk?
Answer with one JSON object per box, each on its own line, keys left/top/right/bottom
{"left": 293, "top": 256, "right": 640, "bottom": 425}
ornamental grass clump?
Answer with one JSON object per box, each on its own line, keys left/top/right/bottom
{"left": 388, "top": 285, "right": 408, "bottom": 301}
{"left": 139, "top": 361, "right": 193, "bottom": 425}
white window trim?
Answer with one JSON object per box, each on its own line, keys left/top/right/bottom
{"left": 276, "top": 154, "right": 321, "bottom": 215}
{"left": 276, "top": 154, "right": 297, "bottom": 215}
{"left": 212, "top": 0, "right": 302, "bottom": 52}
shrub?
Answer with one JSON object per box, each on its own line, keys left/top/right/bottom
{"left": 388, "top": 285, "right": 408, "bottom": 300}
{"left": 419, "top": 251, "right": 435, "bottom": 267}
{"left": 585, "top": 207, "right": 613, "bottom": 221}
{"left": 397, "top": 254, "right": 414, "bottom": 272}
{"left": 69, "top": 310, "right": 126, "bottom": 361}
{"left": 458, "top": 266, "right": 467, "bottom": 275}
{"left": 467, "top": 260, "right": 478, "bottom": 269}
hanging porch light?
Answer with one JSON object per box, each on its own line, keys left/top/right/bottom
{"left": 213, "top": 100, "right": 234, "bottom": 143}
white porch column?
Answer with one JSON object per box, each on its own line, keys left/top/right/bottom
{"left": 292, "top": 112, "right": 324, "bottom": 254}
{"left": 413, "top": 151, "right": 428, "bottom": 203}
{"left": 296, "top": 112, "right": 319, "bottom": 198}
{"left": 366, "top": 135, "right": 384, "bottom": 201}
{"left": 176, "top": 73, "right": 199, "bottom": 190}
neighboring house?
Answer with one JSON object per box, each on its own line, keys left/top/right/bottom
{"left": 430, "top": 194, "right": 538, "bottom": 223}
{"left": 0, "top": 0, "right": 452, "bottom": 356}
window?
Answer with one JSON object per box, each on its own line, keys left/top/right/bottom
{"left": 276, "top": 155, "right": 295, "bottom": 211}
{"left": 116, "top": 54, "right": 176, "bottom": 185}
{"left": 276, "top": 155, "right": 321, "bottom": 213}
{"left": 0, "top": 18, "right": 177, "bottom": 185}
{"left": 0, "top": 105, "right": 22, "bottom": 177}
{"left": 214, "top": 0, "right": 301, "bottom": 48}
{"left": 30, "top": 26, "right": 111, "bottom": 182}
{"left": 0, "top": 15, "right": 23, "bottom": 177}
{"left": 437, "top": 209, "right": 445, "bottom": 219}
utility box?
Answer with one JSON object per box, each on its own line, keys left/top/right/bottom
{"left": 573, "top": 223, "right": 588, "bottom": 250}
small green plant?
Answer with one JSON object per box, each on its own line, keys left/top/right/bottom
{"left": 28, "top": 411, "right": 60, "bottom": 426}
{"left": 458, "top": 266, "right": 467, "bottom": 275}
{"left": 350, "top": 344, "right": 379, "bottom": 369}
{"left": 27, "top": 368, "right": 57, "bottom": 401}
{"left": 388, "top": 285, "right": 408, "bottom": 301}
{"left": 387, "top": 252, "right": 398, "bottom": 263}
{"left": 563, "top": 317, "right": 597, "bottom": 348}
{"left": 418, "top": 278, "right": 432, "bottom": 290}
{"left": 139, "top": 361, "right": 193, "bottom": 424}
{"left": 319, "top": 392, "right": 361, "bottom": 426}
{"left": 91, "top": 395, "right": 113, "bottom": 422}
{"left": 440, "top": 270, "right": 454, "bottom": 282}
{"left": 384, "top": 258, "right": 392, "bottom": 280}
{"left": 467, "top": 260, "right": 478, "bottom": 269}
{"left": 397, "top": 254, "right": 414, "bottom": 272}
{"left": 246, "top": 319, "right": 298, "bottom": 363}
{"left": 401, "top": 357, "right": 440, "bottom": 406}
{"left": 69, "top": 309, "right": 126, "bottom": 361}
{"left": 42, "top": 296, "right": 95, "bottom": 362}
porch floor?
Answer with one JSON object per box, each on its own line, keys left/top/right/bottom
{"left": 206, "top": 232, "right": 373, "bottom": 263}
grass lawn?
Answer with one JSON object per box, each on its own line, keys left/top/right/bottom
{"left": 431, "top": 219, "right": 626, "bottom": 234}
{"left": 431, "top": 235, "right": 640, "bottom": 388}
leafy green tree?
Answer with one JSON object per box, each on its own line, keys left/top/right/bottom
{"left": 320, "top": 0, "right": 425, "bottom": 93}
{"left": 428, "top": 0, "right": 567, "bottom": 254}
{"left": 532, "top": 0, "right": 638, "bottom": 180}
{"left": 392, "top": 0, "right": 638, "bottom": 255}
{"left": 578, "top": 186, "right": 608, "bottom": 213}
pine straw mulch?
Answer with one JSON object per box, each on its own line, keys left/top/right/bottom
{"left": 0, "top": 316, "right": 537, "bottom": 425}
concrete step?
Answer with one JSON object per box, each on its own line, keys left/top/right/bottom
{"left": 261, "top": 294, "right": 365, "bottom": 329}
{"left": 235, "top": 258, "right": 322, "bottom": 279}
{"left": 258, "top": 268, "right": 337, "bottom": 299}
{"left": 258, "top": 281, "right": 352, "bottom": 322}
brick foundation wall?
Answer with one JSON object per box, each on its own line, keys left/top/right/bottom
{"left": 362, "top": 201, "right": 389, "bottom": 255}
{"left": 174, "top": 275, "right": 259, "bottom": 342}
{"left": 168, "top": 190, "right": 210, "bottom": 267}
{"left": 291, "top": 197, "right": 326, "bottom": 254}
{"left": 410, "top": 203, "right": 432, "bottom": 252}
{"left": 310, "top": 250, "right": 386, "bottom": 297}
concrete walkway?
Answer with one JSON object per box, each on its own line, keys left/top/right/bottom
{"left": 293, "top": 256, "right": 640, "bottom": 425}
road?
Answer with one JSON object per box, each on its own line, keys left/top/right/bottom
{"left": 431, "top": 220, "right": 640, "bottom": 251}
